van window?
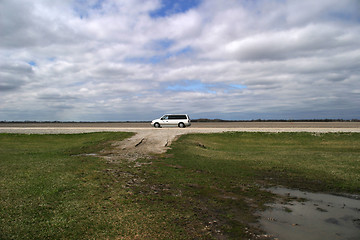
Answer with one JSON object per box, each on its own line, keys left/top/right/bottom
{"left": 168, "top": 115, "right": 187, "bottom": 119}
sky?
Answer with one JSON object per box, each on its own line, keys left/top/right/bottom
{"left": 1, "top": 0, "right": 360, "bottom": 121}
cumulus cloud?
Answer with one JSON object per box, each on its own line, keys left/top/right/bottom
{"left": 0, "top": 0, "right": 359, "bottom": 121}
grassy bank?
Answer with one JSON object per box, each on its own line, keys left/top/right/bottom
{"left": 1, "top": 132, "right": 359, "bottom": 239}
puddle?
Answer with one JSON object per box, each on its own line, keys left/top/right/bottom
{"left": 258, "top": 187, "right": 360, "bottom": 240}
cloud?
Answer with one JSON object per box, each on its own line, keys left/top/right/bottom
{"left": 0, "top": 0, "right": 359, "bottom": 121}
{"left": 0, "top": 62, "right": 33, "bottom": 92}
{"left": 224, "top": 24, "right": 350, "bottom": 61}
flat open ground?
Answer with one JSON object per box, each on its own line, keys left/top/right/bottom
{"left": 1, "top": 122, "right": 360, "bottom": 135}
{"left": 2, "top": 122, "right": 359, "bottom": 156}
{"left": 1, "top": 121, "right": 360, "bottom": 129}
{"left": 1, "top": 123, "right": 359, "bottom": 239}
{"left": 1, "top": 122, "right": 359, "bottom": 160}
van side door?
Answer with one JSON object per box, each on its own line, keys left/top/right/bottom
{"left": 160, "top": 115, "right": 170, "bottom": 125}
{"left": 167, "top": 115, "right": 179, "bottom": 126}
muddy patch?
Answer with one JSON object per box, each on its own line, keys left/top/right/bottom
{"left": 258, "top": 187, "right": 360, "bottom": 240}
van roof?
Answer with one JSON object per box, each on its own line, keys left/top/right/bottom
{"left": 164, "top": 114, "right": 188, "bottom": 115}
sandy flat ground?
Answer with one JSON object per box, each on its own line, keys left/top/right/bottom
{"left": 0, "top": 122, "right": 359, "bottom": 136}
{"left": 1, "top": 121, "right": 360, "bottom": 128}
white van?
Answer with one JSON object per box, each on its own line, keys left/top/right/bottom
{"left": 151, "top": 114, "right": 191, "bottom": 128}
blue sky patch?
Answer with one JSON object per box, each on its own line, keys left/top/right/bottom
{"left": 148, "top": 38, "right": 175, "bottom": 51}
{"left": 167, "top": 80, "right": 215, "bottom": 93}
{"left": 174, "top": 46, "right": 192, "bottom": 55}
{"left": 151, "top": 38, "right": 175, "bottom": 50}
{"left": 125, "top": 56, "right": 165, "bottom": 64}
{"left": 150, "top": 0, "right": 202, "bottom": 18}
{"left": 73, "top": 0, "right": 105, "bottom": 18}
{"left": 229, "top": 84, "right": 247, "bottom": 89}
{"left": 166, "top": 80, "right": 247, "bottom": 93}
{"left": 329, "top": 10, "right": 360, "bottom": 22}
{"left": 125, "top": 46, "right": 193, "bottom": 64}
{"left": 28, "top": 61, "right": 37, "bottom": 67}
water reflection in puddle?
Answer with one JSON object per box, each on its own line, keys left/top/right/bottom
{"left": 259, "top": 187, "right": 360, "bottom": 240}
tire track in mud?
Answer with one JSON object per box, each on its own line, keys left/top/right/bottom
{"left": 107, "top": 129, "right": 182, "bottom": 161}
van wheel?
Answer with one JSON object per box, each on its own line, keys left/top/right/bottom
{"left": 154, "top": 123, "right": 160, "bottom": 128}
{"left": 178, "top": 122, "right": 185, "bottom": 128}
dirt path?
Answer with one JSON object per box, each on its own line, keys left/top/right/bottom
{"left": 107, "top": 129, "right": 179, "bottom": 161}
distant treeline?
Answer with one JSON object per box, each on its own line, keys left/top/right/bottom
{"left": 191, "top": 119, "right": 360, "bottom": 122}
{"left": 1, "top": 119, "right": 359, "bottom": 123}
{"left": 0, "top": 121, "right": 149, "bottom": 123}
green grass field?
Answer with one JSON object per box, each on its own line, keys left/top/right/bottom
{"left": 166, "top": 132, "right": 360, "bottom": 193}
{"left": 1, "top": 132, "right": 359, "bottom": 239}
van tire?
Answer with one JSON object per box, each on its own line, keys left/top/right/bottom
{"left": 178, "top": 122, "right": 185, "bottom": 128}
{"left": 154, "top": 123, "right": 160, "bottom": 128}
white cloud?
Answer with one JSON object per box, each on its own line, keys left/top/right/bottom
{"left": 0, "top": 0, "right": 359, "bottom": 121}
